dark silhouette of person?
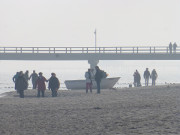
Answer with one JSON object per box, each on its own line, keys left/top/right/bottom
{"left": 151, "top": 69, "right": 158, "bottom": 86}
{"left": 29, "top": 70, "right": 38, "bottom": 89}
{"left": 169, "top": 42, "right": 172, "bottom": 54}
{"left": 15, "top": 71, "right": 28, "bottom": 98}
{"left": 95, "top": 66, "right": 103, "bottom": 94}
{"left": 35, "top": 72, "right": 48, "bottom": 97}
{"left": 48, "top": 73, "right": 60, "bottom": 97}
{"left": 133, "top": 70, "right": 141, "bottom": 87}
{"left": 144, "top": 68, "right": 150, "bottom": 86}
{"left": 85, "top": 69, "right": 93, "bottom": 93}
{"left": 173, "top": 42, "right": 177, "bottom": 54}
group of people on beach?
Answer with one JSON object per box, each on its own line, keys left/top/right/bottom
{"left": 169, "top": 42, "right": 177, "bottom": 54}
{"left": 133, "top": 68, "right": 158, "bottom": 87}
{"left": 13, "top": 70, "right": 60, "bottom": 98}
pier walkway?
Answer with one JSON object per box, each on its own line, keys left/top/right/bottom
{"left": 1, "top": 46, "right": 180, "bottom": 68}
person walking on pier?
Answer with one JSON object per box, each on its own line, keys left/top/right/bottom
{"left": 144, "top": 68, "right": 150, "bottom": 86}
{"left": 95, "top": 66, "right": 103, "bottom": 94}
{"left": 169, "top": 42, "right": 172, "bottom": 54}
{"left": 173, "top": 42, "right": 177, "bottom": 54}
{"left": 35, "top": 72, "right": 48, "bottom": 97}
{"left": 48, "top": 73, "right": 60, "bottom": 97}
{"left": 85, "top": 69, "right": 93, "bottom": 93}
{"left": 15, "top": 71, "right": 28, "bottom": 98}
{"left": 151, "top": 69, "right": 158, "bottom": 86}
{"left": 29, "top": 70, "right": 38, "bottom": 89}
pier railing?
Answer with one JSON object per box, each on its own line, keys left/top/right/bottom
{"left": 0, "top": 46, "right": 179, "bottom": 54}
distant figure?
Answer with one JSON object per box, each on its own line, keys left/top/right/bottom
{"left": 48, "top": 73, "right": 60, "bottom": 97}
{"left": 85, "top": 69, "right": 93, "bottom": 93}
{"left": 144, "top": 68, "right": 150, "bottom": 86}
{"left": 15, "top": 71, "right": 28, "bottom": 98}
{"left": 95, "top": 66, "right": 103, "bottom": 94}
{"left": 24, "top": 70, "right": 29, "bottom": 81}
{"left": 24, "top": 70, "right": 29, "bottom": 88}
{"left": 133, "top": 70, "right": 141, "bottom": 87}
{"left": 169, "top": 42, "right": 172, "bottom": 54}
{"left": 173, "top": 42, "right": 177, "bottom": 54}
{"left": 29, "top": 70, "right": 38, "bottom": 89}
{"left": 13, "top": 72, "right": 19, "bottom": 83}
{"left": 151, "top": 69, "right": 158, "bottom": 86}
{"left": 35, "top": 72, "right": 48, "bottom": 97}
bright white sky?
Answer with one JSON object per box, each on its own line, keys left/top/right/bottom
{"left": 0, "top": 0, "right": 180, "bottom": 47}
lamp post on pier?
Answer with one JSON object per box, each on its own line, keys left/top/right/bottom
{"left": 94, "top": 29, "right": 97, "bottom": 50}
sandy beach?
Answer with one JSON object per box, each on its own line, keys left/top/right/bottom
{"left": 0, "top": 85, "right": 180, "bottom": 135}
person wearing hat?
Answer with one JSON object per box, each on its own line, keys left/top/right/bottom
{"left": 48, "top": 73, "right": 60, "bottom": 97}
{"left": 35, "top": 72, "right": 48, "bottom": 97}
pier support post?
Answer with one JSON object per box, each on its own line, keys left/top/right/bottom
{"left": 88, "top": 59, "right": 99, "bottom": 69}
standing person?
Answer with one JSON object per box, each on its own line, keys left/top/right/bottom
{"left": 13, "top": 72, "right": 19, "bottom": 83}
{"left": 169, "top": 42, "right": 172, "bottom": 54}
{"left": 133, "top": 71, "right": 137, "bottom": 87}
{"left": 13, "top": 72, "right": 19, "bottom": 92}
{"left": 85, "top": 69, "right": 93, "bottom": 93}
{"left": 48, "top": 73, "right": 60, "bottom": 97}
{"left": 95, "top": 66, "right": 103, "bottom": 94}
{"left": 151, "top": 69, "right": 158, "bottom": 86}
{"left": 173, "top": 42, "right": 177, "bottom": 54}
{"left": 144, "top": 68, "right": 150, "bottom": 86}
{"left": 15, "top": 71, "right": 28, "bottom": 98}
{"left": 29, "top": 70, "right": 38, "bottom": 89}
{"left": 35, "top": 72, "right": 48, "bottom": 97}
{"left": 136, "top": 70, "right": 141, "bottom": 87}
{"left": 24, "top": 70, "right": 29, "bottom": 88}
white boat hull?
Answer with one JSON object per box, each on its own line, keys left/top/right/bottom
{"left": 64, "top": 77, "right": 120, "bottom": 90}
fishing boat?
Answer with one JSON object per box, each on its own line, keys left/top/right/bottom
{"left": 64, "top": 77, "right": 120, "bottom": 90}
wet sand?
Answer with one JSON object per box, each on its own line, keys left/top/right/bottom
{"left": 0, "top": 85, "right": 180, "bottom": 135}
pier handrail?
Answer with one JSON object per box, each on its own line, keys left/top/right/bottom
{"left": 0, "top": 46, "right": 178, "bottom": 54}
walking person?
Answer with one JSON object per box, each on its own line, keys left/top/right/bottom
{"left": 35, "top": 72, "right": 48, "bottom": 97}
{"left": 15, "top": 71, "right": 28, "bottom": 98}
{"left": 169, "top": 42, "right": 172, "bottom": 54}
{"left": 95, "top": 66, "right": 103, "bottom": 94}
{"left": 151, "top": 69, "right": 158, "bottom": 86}
{"left": 29, "top": 70, "right": 38, "bottom": 89}
{"left": 173, "top": 42, "right": 177, "bottom": 54}
{"left": 48, "top": 73, "right": 60, "bottom": 97}
{"left": 144, "top": 68, "right": 150, "bottom": 86}
{"left": 85, "top": 69, "right": 93, "bottom": 93}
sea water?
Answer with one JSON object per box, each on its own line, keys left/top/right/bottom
{"left": 0, "top": 60, "right": 180, "bottom": 94}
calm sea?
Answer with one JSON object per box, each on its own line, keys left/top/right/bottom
{"left": 0, "top": 60, "right": 180, "bottom": 94}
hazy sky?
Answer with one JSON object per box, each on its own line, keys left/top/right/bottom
{"left": 0, "top": 0, "right": 180, "bottom": 47}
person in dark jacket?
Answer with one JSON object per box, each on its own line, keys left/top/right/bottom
{"left": 144, "top": 68, "right": 150, "bottom": 86}
{"left": 151, "top": 69, "right": 158, "bottom": 86}
{"left": 15, "top": 71, "right": 28, "bottom": 98}
{"left": 48, "top": 73, "right": 60, "bottom": 97}
{"left": 95, "top": 66, "right": 103, "bottom": 94}
{"left": 35, "top": 72, "right": 48, "bottom": 97}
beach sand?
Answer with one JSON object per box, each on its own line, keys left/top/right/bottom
{"left": 0, "top": 85, "right": 180, "bottom": 135}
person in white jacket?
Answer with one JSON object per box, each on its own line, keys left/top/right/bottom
{"left": 85, "top": 69, "right": 93, "bottom": 93}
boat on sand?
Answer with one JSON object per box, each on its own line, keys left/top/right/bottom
{"left": 64, "top": 77, "right": 120, "bottom": 90}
